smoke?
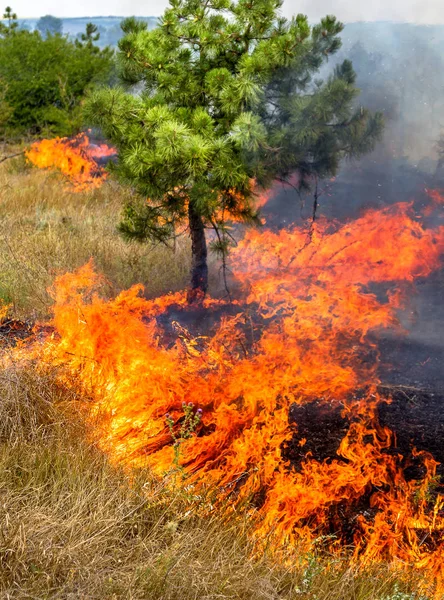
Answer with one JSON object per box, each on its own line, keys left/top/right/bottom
{"left": 266, "top": 21, "right": 444, "bottom": 221}
{"left": 285, "top": 0, "right": 443, "bottom": 25}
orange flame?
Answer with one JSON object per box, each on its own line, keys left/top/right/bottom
{"left": 25, "top": 132, "right": 116, "bottom": 191}
{"left": 8, "top": 196, "right": 444, "bottom": 596}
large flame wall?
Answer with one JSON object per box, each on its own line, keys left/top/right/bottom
{"left": 12, "top": 196, "right": 444, "bottom": 596}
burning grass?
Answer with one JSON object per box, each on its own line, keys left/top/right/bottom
{"left": 1, "top": 150, "right": 444, "bottom": 598}
{"left": 2, "top": 193, "right": 442, "bottom": 598}
{"left": 25, "top": 133, "right": 116, "bottom": 192}
{"left": 0, "top": 359, "right": 425, "bottom": 599}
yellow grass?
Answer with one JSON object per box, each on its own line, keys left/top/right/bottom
{"left": 0, "top": 153, "right": 192, "bottom": 319}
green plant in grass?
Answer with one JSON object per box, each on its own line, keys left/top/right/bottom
{"left": 165, "top": 402, "right": 202, "bottom": 478}
{"left": 0, "top": 7, "right": 114, "bottom": 138}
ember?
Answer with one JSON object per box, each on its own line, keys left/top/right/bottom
{"left": 8, "top": 193, "right": 444, "bottom": 596}
{"left": 25, "top": 132, "right": 116, "bottom": 191}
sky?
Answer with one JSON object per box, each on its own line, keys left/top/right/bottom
{"left": 10, "top": 0, "right": 443, "bottom": 23}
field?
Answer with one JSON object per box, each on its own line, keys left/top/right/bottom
{"left": 0, "top": 153, "right": 192, "bottom": 319}
{"left": 0, "top": 155, "right": 429, "bottom": 599}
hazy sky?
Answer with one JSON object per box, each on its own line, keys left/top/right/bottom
{"left": 11, "top": 0, "right": 443, "bottom": 24}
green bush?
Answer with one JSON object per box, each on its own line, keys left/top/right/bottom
{"left": 0, "top": 8, "right": 115, "bottom": 138}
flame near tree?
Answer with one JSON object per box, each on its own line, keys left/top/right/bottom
{"left": 25, "top": 133, "right": 115, "bottom": 192}
{"left": 8, "top": 190, "right": 444, "bottom": 596}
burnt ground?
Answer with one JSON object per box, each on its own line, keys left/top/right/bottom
{"left": 281, "top": 386, "right": 444, "bottom": 546}
{"left": 284, "top": 386, "right": 444, "bottom": 482}
{"left": 378, "top": 385, "right": 444, "bottom": 480}
{"left": 377, "top": 336, "right": 444, "bottom": 390}
{"left": 0, "top": 318, "right": 34, "bottom": 346}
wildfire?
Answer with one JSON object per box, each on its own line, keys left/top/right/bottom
{"left": 7, "top": 192, "right": 444, "bottom": 596}
{"left": 25, "top": 132, "right": 116, "bottom": 191}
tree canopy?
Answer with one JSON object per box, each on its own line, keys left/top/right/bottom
{"left": 0, "top": 8, "right": 114, "bottom": 137}
{"left": 85, "top": 0, "right": 384, "bottom": 298}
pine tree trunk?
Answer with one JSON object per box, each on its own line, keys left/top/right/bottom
{"left": 188, "top": 201, "right": 208, "bottom": 302}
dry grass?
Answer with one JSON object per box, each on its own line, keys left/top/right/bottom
{"left": 0, "top": 155, "right": 429, "bottom": 599}
{"left": 0, "top": 360, "right": 424, "bottom": 600}
{"left": 0, "top": 153, "right": 193, "bottom": 319}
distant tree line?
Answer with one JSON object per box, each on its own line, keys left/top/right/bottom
{"left": 0, "top": 7, "right": 114, "bottom": 138}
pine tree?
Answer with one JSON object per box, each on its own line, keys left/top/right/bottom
{"left": 85, "top": 0, "right": 383, "bottom": 300}
{"left": 0, "top": 6, "right": 18, "bottom": 35}
{"left": 76, "top": 23, "right": 101, "bottom": 52}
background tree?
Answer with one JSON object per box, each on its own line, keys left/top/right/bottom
{"left": 0, "top": 6, "right": 17, "bottom": 35}
{"left": 85, "top": 0, "right": 383, "bottom": 300}
{"left": 36, "top": 14, "right": 63, "bottom": 37}
{"left": 76, "top": 22, "right": 100, "bottom": 52}
{"left": 0, "top": 11, "right": 114, "bottom": 137}
{"left": 0, "top": 78, "right": 12, "bottom": 128}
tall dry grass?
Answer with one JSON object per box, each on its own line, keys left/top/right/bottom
{"left": 0, "top": 358, "right": 425, "bottom": 600}
{"left": 0, "top": 154, "right": 192, "bottom": 319}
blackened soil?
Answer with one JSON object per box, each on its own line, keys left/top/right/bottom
{"left": 283, "top": 386, "right": 444, "bottom": 483}
{"left": 0, "top": 319, "right": 33, "bottom": 346}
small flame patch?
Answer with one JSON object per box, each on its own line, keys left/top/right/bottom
{"left": 25, "top": 132, "right": 116, "bottom": 192}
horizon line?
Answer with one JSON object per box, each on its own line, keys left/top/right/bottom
{"left": 10, "top": 16, "right": 444, "bottom": 25}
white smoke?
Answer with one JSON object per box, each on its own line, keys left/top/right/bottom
{"left": 285, "top": 0, "right": 442, "bottom": 24}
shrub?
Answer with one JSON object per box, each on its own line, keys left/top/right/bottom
{"left": 0, "top": 8, "right": 114, "bottom": 138}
